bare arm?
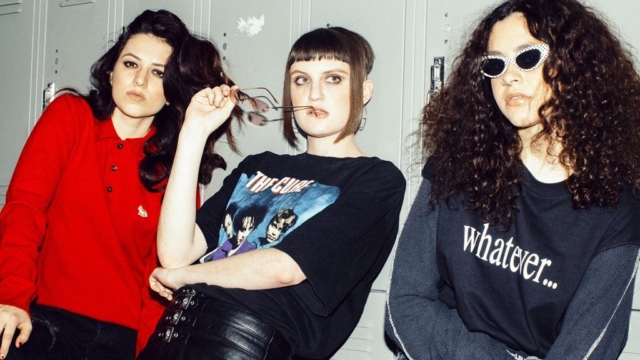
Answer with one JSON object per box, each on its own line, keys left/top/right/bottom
{"left": 149, "top": 248, "right": 307, "bottom": 300}
{"left": 157, "top": 86, "right": 237, "bottom": 268}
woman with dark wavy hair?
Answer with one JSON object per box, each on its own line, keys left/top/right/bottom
{"left": 0, "top": 10, "right": 241, "bottom": 360}
{"left": 386, "top": 0, "right": 640, "bottom": 358}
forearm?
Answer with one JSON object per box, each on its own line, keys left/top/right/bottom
{"left": 386, "top": 180, "right": 507, "bottom": 359}
{"left": 157, "top": 125, "right": 209, "bottom": 268}
{"left": 0, "top": 98, "right": 73, "bottom": 309}
{"left": 170, "top": 248, "right": 306, "bottom": 290}
{"left": 544, "top": 245, "right": 639, "bottom": 360}
{"left": 158, "top": 87, "right": 237, "bottom": 268}
{"left": 387, "top": 297, "right": 507, "bottom": 360}
{"left": 0, "top": 201, "right": 50, "bottom": 310}
{"left": 0, "top": 206, "right": 44, "bottom": 310}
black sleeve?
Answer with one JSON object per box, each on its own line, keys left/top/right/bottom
{"left": 385, "top": 180, "right": 508, "bottom": 360}
{"left": 544, "top": 245, "right": 639, "bottom": 359}
{"left": 275, "top": 162, "right": 406, "bottom": 315}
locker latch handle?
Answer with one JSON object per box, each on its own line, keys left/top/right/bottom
{"left": 43, "top": 82, "right": 56, "bottom": 110}
{"left": 429, "top": 57, "right": 445, "bottom": 97}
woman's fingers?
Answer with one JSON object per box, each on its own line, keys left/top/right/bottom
{"left": 149, "top": 268, "right": 176, "bottom": 302}
{"left": 0, "top": 305, "right": 32, "bottom": 358}
{"left": 196, "top": 85, "right": 236, "bottom": 108}
{"left": 181, "top": 84, "right": 242, "bottom": 137}
{"left": 185, "top": 86, "right": 239, "bottom": 134}
{"left": 149, "top": 270, "right": 167, "bottom": 293}
{"left": 14, "top": 320, "right": 32, "bottom": 349}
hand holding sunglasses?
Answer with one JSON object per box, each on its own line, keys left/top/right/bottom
{"left": 480, "top": 43, "right": 549, "bottom": 78}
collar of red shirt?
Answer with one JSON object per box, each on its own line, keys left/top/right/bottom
{"left": 95, "top": 118, "right": 157, "bottom": 142}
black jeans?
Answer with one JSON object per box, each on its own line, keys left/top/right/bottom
{"left": 138, "top": 288, "right": 293, "bottom": 360}
{"left": 6, "top": 304, "right": 136, "bottom": 360}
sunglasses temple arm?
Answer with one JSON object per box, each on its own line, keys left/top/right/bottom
{"left": 238, "top": 87, "right": 280, "bottom": 105}
{"left": 272, "top": 105, "right": 315, "bottom": 112}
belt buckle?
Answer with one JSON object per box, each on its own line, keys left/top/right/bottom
{"left": 174, "top": 288, "right": 198, "bottom": 310}
{"left": 159, "top": 326, "right": 179, "bottom": 343}
{"left": 165, "top": 309, "right": 185, "bottom": 325}
{"left": 179, "top": 294, "right": 197, "bottom": 309}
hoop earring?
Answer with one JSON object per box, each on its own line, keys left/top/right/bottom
{"left": 358, "top": 108, "right": 367, "bottom": 131}
{"left": 292, "top": 114, "right": 300, "bottom": 134}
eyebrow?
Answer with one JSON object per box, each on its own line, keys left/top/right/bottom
{"left": 121, "top": 52, "right": 166, "bottom": 68}
{"left": 289, "top": 69, "right": 349, "bottom": 78}
{"left": 326, "top": 69, "right": 349, "bottom": 75}
{"left": 486, "top": 43, "right": 540, "bottom": 56}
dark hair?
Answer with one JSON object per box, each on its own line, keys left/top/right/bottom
{"left": 233, "top": 206, "right": 267, "bottom": 233}
{"left": 423, "top": 0, "right": 640, "bottom": 228}
{"left": 155, "top": 35, "right": 243, "bottom": 186}
{"left": 72, "top": 10, "right": 190, "bottom": 191}
{"left": 76, "top": 10, "right": 239, "bottom": 190}
{"left": 224, "top": 203, "right": 239, "bottom": 219}
{"left": 282, "top": 27, "right": 374, "bottom": 146}
{"left": 269, "top": 208, "right": 297, "bottom": 232}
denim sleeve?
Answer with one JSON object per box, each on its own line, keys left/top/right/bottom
{"left": 385, "top": 180, "right": 509, "bottom": 360}
{"left": 543, "top": 245, "right": 640, "bottom": 360}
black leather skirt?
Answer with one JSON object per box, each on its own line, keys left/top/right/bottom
{"left": 138, "top": 288, "right": 292, "bottom": 360}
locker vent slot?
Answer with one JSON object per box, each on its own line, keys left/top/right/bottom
{"left": 0, "top": 0, "right": 21, "bottom": 16}
{"left": 60, "top": 0, "right": 95, "bottom": 7}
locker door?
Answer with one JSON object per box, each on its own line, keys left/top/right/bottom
{"left": 202, "top": 0, "right": 308, "bottom": 171}
{"left": 119, "top": 0, "right": 200, "bottom": 33}
{"left": 43, "top": 0, "right": 111, "bottom": 95}
{"left": 0, "top": 0, "right": 44, "bottom": 210}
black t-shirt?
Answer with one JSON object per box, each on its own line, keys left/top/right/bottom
{"left": 425, "top": 160, "right": 640, "bottom": 357}
{"left": 195, "top": 152, "right": 405, "bottom": 358}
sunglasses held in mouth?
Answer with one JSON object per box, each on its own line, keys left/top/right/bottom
{"left": 480, "top": 44, "right": 549, "bottom": 78}
{"left": 232, "top": 87, "right": 314, "bottom": 127}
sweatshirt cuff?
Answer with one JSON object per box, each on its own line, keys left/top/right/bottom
{"left": 0, "top": 275, "right": 37, "bottom": 314}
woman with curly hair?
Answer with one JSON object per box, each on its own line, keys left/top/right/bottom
{"left": 0, "top": 10, "right": 241, "bottom": 359}
{"left": 386, "top": 0, "right": 640, "bottom": 358}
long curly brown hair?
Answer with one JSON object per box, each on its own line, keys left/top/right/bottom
{"left": 424, "top": 0, "right": 640, "bottom": 228}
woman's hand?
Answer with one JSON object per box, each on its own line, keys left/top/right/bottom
{"left": 149, "top": 267, "right": 185, "bottom": 301}
{"left": 183, "top": 85, "right": 238, "bottom": 136}
{"left": 0, "top": 305, "right": 32, "bottom": 358}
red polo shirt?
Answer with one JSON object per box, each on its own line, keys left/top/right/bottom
{"left": 0, "top": 95, "right": 165, "bottom": 336}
